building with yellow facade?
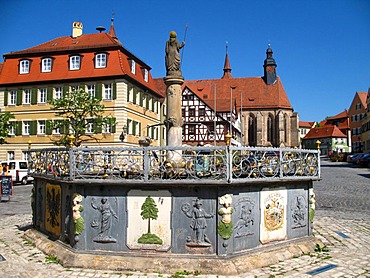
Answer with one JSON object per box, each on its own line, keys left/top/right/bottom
{"left": 0, "top": 21, "right": 165, "bottom": 161}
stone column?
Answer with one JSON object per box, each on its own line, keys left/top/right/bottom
{"left": 164, "top": 75, "right": 184, "bottom": 162}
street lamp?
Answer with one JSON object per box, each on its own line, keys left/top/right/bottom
{"left": 68, "top": 134, "right": 75, "bottom": 147}
{"left": 28, "top": 140, "right": 32, "bottom": 150}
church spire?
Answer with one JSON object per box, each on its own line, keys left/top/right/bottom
{"left": 263, "top": 43, "right": 277, "bottom": 85}
{"left": 222, "top": 42, "right": 232, "bottom": 79}
{"left": 109, "top": 14, "right": 117, "bottom": 39}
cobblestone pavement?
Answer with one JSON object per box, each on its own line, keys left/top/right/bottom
{"left": 1, "top": 214, "right": 369, "bottom": 277}
{"left": 0, "top": 159, "right": 369, "bottom": 277}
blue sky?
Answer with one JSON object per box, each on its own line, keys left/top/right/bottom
{"left": 1, "top": 0, "right": 369, "bottom": 122}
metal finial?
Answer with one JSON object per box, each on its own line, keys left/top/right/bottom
{"left": 226, "top": 41, "right": 228, "bottom": 53}
{"left": 111, "top": 11, "right": 115, "bottom": 22}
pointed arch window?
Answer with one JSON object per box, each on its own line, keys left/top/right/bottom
{"left": 248, "top": 114, "right": 256, "bottom": 146}
{"left": 267, "top": 114, "right": 273, "bottom": 144}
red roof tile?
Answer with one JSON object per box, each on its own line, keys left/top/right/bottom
{"left": 0, "top": 31, "right": 160, "bottom": 96}
{"left": 299, "top": 121, "right": 315, "bottom": 128}
{"left": 304, "top": 125, "right": 347, "bottom": 140}
{"left": 155, "top": 76, "right": 292, "bottom": 112}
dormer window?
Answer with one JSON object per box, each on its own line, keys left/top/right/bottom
{"left": 144, "top": 68, "right": 149, "bottom": 82}
{"left": 130, "top": 59, "right": 136, "bottom": 74}
{"left": 19, "top": 60, "right": 30, "bottom": 74}
{"left": 42, "top": 58, "right": 52, "bottom": 72}
{"left": 95, "top": 53, "right": 107, "bottom": 68}
{"left": 70, "top": 55, "right": 81, "bottom": 70}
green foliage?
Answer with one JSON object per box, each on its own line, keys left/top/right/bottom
{"left": 314, "top": 243, "right": 329, "bottom": 252}
{"left": 45, "top": 254, "right": 60, "bottom": 264}
{"left": 74, "top": 216, "right": 85, "bottom": 235}
{"left": 0, "top": 110, "right": 15, "bottom": 144}
{"left": 48, "top": 89, "right": 116, "bottom": 147}
{"left": 137, "top": 233, "right": 163, "bottom": 245}
{"left": 217, "top": 220, "right": 233, "bottom": 239}
{"left": 141, "top": 196, "right": 159, "bottom": 221}
{"left": 171, "top": 270, "right": 202, "bottom": 278}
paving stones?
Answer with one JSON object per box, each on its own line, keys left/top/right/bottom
{"left": 0, "top": 214, "right": 369, "bottom": 277}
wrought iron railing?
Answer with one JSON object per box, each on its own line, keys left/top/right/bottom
{"left": 27, "top": 146, "right": 320, "bottom": 183}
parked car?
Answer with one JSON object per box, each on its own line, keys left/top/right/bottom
{"left": 347, "top": 153, "right": 364, "bottom": 163}
{"left": 0, "top": 160, "right": 34, "bottom": 185}
{"left": 356, "top": 153, "right": 370, "bottom": 167}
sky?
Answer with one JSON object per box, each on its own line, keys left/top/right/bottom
{"left": 0, "top": 0, "right": 369, "bottom": 122}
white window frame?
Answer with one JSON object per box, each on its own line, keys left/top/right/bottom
{"left": 55, "top": 87, "right": 62, "bottom": 99}
{"left": 70, "top": 55, "right": 81, "bottom": 70}
{"left": 144, "top": 68, "right": 148, "bottom": 82}
{"left": 102, "top": 123, "right": 112, "bottom": 134}
{"left": 8, "top": 151, "right": 14, "bottom": 160}
{"left": 8, "top": 122, "right": 15, "bottom": 136}
{"left": 86, "top": 120, "right": 94, "bottom": 134}
{"left": 131, "top": 60, "right": 136, "bottom": 74}
{"left": 87, "top": 84, "right": 95, "bottom": 98}
{"left": 39, "top": 88, "right": 47, "bottom": 103}
{"left": 9, "top": 90, "right": 16, "bottom": 105}
{"left": 20, "top": 60, "right": 30, "bottom": 74}
{"left": 24, "top": 89, "right": 31, "bottom": 104}
{"left": 38, "top": 120, "right": 46, "bottom": 135}
{"left": 95, "top": 53, "right": 107, "bottom": 68}
{"left": 42, "top": 58, "right": 52, "bottom": 72}
{"left": 104, "top": 83, "right": 112, "bottom": 100}
{"left": 23, "top": 121, "right": 30, "bottom": 135}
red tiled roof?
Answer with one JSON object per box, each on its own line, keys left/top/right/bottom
{"left": 326, "top": 109, "right": 348, "bottom": 120}
{"left": 357, "top": 92, "right": 368, "bottom": 108}
{"left": 304, "top": 125, "right": 347, "bottom": 140}
{"left": 299, "top": 121, "right": 315, "bottom": 128}
{"left": 186, "top": 77, "right": 292, "bottom": 111}
{"left": 4, "top": 33, "right": 122, "bottom": 56}
{"left": 155, "top": 76, "right": 292, "bottom": 112}
{"left": 0, "top": 31, "right": 160, "bottom": 96}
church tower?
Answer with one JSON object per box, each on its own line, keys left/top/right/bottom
{"left": 221, "top": 44, "right": 233, "bottom": 79}
{"left": 263, "top": 44, "right": 277, "bottom": 85}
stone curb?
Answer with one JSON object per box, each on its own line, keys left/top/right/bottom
{"left": 23, "top": 228, "right": 322, "bottom": 275}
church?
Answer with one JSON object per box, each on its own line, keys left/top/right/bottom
{"left": 156, "top": 44, "right": 300, "bottom": 147}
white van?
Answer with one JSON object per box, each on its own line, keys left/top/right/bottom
{"left": 1, "top": 160, "right": 33, "bottom": 185}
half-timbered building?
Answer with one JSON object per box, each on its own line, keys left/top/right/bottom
{"left": 156, "top": 45, "right": 300, "bottom": 147}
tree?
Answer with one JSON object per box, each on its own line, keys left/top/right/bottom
{"left": 48, "top": 89, "right": 116, "bottom": 147}
{"left": 0, "top": 110, "right": 15, "bottom": 144}
{"left": 140, "top": 196, "right": 159, "bottom": 234}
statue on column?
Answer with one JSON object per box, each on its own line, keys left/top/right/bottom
{"left": 165, "top": 31, "right": 185, "bottom": 76}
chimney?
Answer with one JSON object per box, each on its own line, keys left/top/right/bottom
{"left": 72, "top": 22, "right": 83, "bottom": 38}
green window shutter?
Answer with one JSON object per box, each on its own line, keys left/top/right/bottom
{"left": 31, "top": 88, "right": 37, "bottom": 104}
{"left": 63, "top": 85, "right": 69, "bottom": 95}
{"left": 95, "top": 118, "right": 102, "bottom": 133}
{"left": 127, "top": 84, "right": 130, "bottom": 101}
{"left": 95, "top": 82, "right": 102, "bottom": 100}
{"left": 4, "top": 90, "right": 8, "bottom": 106}
{"left": 111, "top": 118, "right": 116, "bottom": 133}
{"left": 30, "top": 121, "right": 37, "bottom": 135}
{"left": 46, "top": 120, "right": 52, "bottom": 135}
{"left": 139, "top": 91, "right": 143, "bottom": 106}
{"left": 60, "top": 120, "right": 67, "bottom": 135}
{"left": 47, "top": 87, "right": 53, "bottom": 102}
{"left": 146, "top": 95, "right": 150, "bottom": 109}
{"left": 133, "top": 88, "right": 137, "bottom": 104}
{"left": 16, "top": 89, "right": 22, "bottom": 106}
{"left": 139, "top": 122, "right": 141, "bottom": 136}
{"left": 15, "top": 121, "right": 22, "bottom": 135}
{"left": 133, "top": 121, "right": 136, "bottom": 135}
{"left": 152, "top": 97, "right": 156, "bottom": 111}
{"left": 112, "top": 82, "right": 117, "bottom": 100}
